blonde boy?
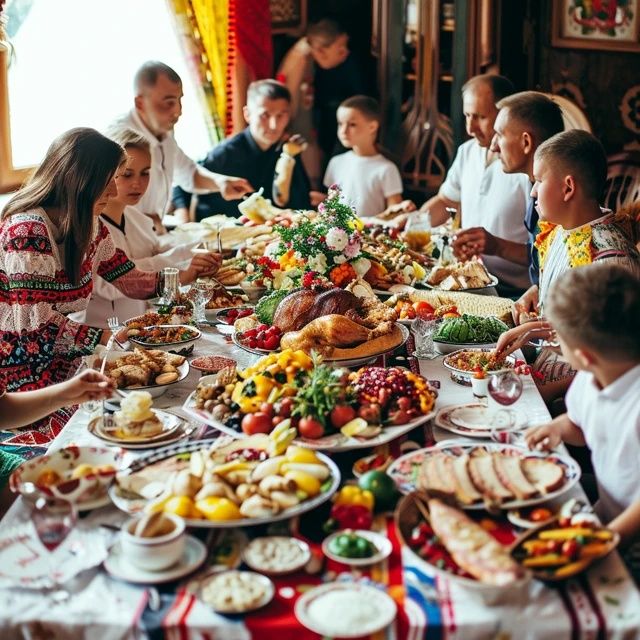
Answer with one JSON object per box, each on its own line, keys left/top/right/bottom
{"left": 323, "top": 95, "right": 414, "bottom": 218}
{"left": 526, "top": 264, "right": 640, "bottom": 547}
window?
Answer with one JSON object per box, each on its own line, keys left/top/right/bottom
{"left": 0, "top": 0, "right": 212, "bottom": 192}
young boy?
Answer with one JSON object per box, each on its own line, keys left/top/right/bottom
{"left": 525, "top": 263, "right": 640, "bottom": 550}
{"left": 172, "top": 80, "right": 311, "bottom": 221}
{"left": 323, "top": 95, "right": 414, "bottom": 219}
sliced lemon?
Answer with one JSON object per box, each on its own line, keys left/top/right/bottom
{"left": 412, "top": 261, "right": 427, "bottom": 281}
{"left": 340, "top": 417, "right": 369, "bottom": 437}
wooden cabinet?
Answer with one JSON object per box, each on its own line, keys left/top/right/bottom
{"left": 377, "top": 0, "right": 500, "bottom": 200}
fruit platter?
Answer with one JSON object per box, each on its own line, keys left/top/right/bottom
{"left": 387, "top": 442, "right": 581, "bottom": 510}
{"left": 183, "top": 350, "right": 437, "bottom": 452}
{"left": 511, "top": 515, "right": 619, "bottom": 581}
{"left": 111, "top": 434, "right": 340, "bottom": 527}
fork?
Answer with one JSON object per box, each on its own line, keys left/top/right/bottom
{"left": 100, "top": 317, "right": 121, "bottom": 375}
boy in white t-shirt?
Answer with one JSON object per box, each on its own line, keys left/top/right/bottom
{"left": 323, "top": 95, "right": 415, "bottom": 219}
{"left": 526, "top": 264, "right": 640, "bottom": 552}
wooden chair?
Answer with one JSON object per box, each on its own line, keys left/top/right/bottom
{"left": 604, "top": 150, "right": 640, "bottom": 213}
{"left": 543, "top": 93, "right": 592, "bottom": 133}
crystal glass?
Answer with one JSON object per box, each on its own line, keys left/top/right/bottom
{"left": 161, "top": 267, "right": 180, "bottom": 306}
{"left": 191, "top": 280, "right": 217, "bottom": 323}
{"left": 403, "top": 212, "right": 432, "bottom": 251}
{"left": 411, "top": 316, "right": 438, "bottom": 359}
{"left": 487, "top": 370, "right": 523, "bottom": 429}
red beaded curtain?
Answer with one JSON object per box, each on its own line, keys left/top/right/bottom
{"left": 168, "top": 0, "right": 273, "bottom": 139}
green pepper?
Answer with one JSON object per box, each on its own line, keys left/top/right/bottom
{"left": 328, "top": 532, "right": 376, "bottom": 559}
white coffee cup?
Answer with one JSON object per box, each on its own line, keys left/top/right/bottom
{"left": 120, "top": 513, "right": 186, "bottom": 572}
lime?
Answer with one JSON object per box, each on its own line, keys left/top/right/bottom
{"left": 341, "top": 417, "right": 368, "bottom": 437}
{"left": 358, "top": 470, "right": 398, "bottom": 511}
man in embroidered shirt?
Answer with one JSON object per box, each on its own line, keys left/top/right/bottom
{"left": 111, "top": 61, "right": 252, "bottom": 232}
{"left": 452, "top": 91, "right": 564, "bottom": 287}
{"left": 419, "top": 74, "right": 532, "bottom": 296}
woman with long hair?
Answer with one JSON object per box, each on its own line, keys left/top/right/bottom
{"left": 0, "top": 127, "right": 218, "bottom": 443}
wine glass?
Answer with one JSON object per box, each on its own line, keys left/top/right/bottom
{"left": 487, "top": 370, "right": 523, "bottom": 430}
{"left": 411, "top": 316, "right": 438, "bottom": 359}
{"left": 32, "top": 496, "right": 77, "bottom": 599}
{"left": 191, "top": 280, "right": 217, "bottom": 323}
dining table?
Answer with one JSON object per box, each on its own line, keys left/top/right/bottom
{"left": 0, "top": 319, "right": 639, "bottom": 640}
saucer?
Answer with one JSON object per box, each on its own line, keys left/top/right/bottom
{"left": 104, "top": 535, "right": 206, "bottom": 584}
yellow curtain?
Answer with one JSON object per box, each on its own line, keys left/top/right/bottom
{"left": 168, "top": 0, "right": 233, "bottom": 141}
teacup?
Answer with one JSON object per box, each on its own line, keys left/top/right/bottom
{"left": 120, "top": 513, "right": 186, "bottom": 572}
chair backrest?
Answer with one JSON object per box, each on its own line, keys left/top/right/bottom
{"left": 543, "top": 93, "right": 592, "bottom": 133}
{"left": 604, "top": 150, "right": 640, "bottom": 212}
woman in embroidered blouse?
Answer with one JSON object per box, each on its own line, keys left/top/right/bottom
{"left": 0, "top": 127, "right": 219, "bottom": 443}
{"left": 496, "top": 131, "right": 640, "bottom": 403}
{"left": 76, "top": 128, "right": 220, "bottom": 327}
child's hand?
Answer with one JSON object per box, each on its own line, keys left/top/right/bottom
{"left": 525, "top": 423, "right": 561, "bottom": 451}
{"left": 513, "top": 286, "right": 539, "bottom": 324}
{"left": 58, "top": 370, "right": 115, "bottom": 405}
{"left": 495, "top": 321, "right": 552, "bottom": 357}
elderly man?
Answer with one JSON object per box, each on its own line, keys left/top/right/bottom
{"left": 172, "top": 79, "right": 311, "bottom": 221}
{"left": 111, "top": 61, "right": 252, "bottom": 230}
{"left": 453, "top": 91, "right": 564, "bottom": 286}
{"left": 420, "top": 74, "right": 532, "bottom": 296}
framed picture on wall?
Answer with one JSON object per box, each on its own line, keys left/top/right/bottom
{"left": 270, "top": 0, "right": 307, "bottom": 36}
{"left": 552, "top": 0, "right": 640, "bottom": 52}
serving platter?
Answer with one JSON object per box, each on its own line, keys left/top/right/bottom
{"left": 92, "top": 350, "right": 189, "bottom": 398}
{"left": 232, "top": 322, "right": 410, "bottom": 369}
{"left": 434, "top": 339, "right": 497, "bottom": 354}
{"left": 386, "top": 441, "right": 581, "bottom": 510}
{"left": 183, "top": 392, "right": 435, "bottom": 453}
{"left": 425, "top": 274, "right": 499, "bottom": 293}
{"left": 109, "top": 439, "right": 340, "bottom": 527}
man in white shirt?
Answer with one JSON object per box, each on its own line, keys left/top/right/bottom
{"left": 420, "top": 74, "right": 531, "bottom": 294}
{"left": 111, "top": 61, "right": 252, "bottom": 231}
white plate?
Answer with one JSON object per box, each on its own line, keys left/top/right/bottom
{"left": 0, "top": 524, "right": 110, "bottom": 589}
{"left": 322, "top": 530, "right": 392, "bottom": 566}
{"left": 294, "top": 582, "right": 397, "bottom": 638}
{"left": 242, "top": 536, "right": 311, "bottom": 576}
{"left": 434, "top": 403, "right": 527, "bottom": 438}
{"left": 104, "top": 535, "right": 206, "bottom": 584}
{"left": 91, "top": 410, "right": 183, "bottom": 444}
{"left": 91, "top": 350, "right": 190, "bottom": 398}
{"left": 232, "top": 323, "right": 410, "bottom": 368}
{"left": 183, "top": 392, "right": 435, "bottom": 453}
{"left": 199, "top": 570, "right": 274, "bottom": 613}
{"left": 110, "top": 439, "right": 340, "bottom": 527}
{"left": 425, "top": 274, "right": 499, "bottom": 293}
{"left": 386, "top": 441, "right": 581, "bottom": 509}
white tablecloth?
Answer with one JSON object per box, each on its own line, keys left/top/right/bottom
{"left": 1, "top": 326, "right": 639, "bottom": 639}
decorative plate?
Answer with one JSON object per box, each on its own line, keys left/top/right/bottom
{"left": 435, "top": 403, "right": 526, "bottom": 438}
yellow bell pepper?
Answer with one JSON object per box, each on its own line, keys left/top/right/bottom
{"left": 333, "top": 485, "right": 374, "bottom": 511}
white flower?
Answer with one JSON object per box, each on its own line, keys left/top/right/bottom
{"left": 307, "top": 253, "right": 328, "bottom": 273}
{"left": 343, "top": 236, "right": 361, "bottom": 259}
{"left": 333, "top": 254, "right": 347, "bottom": 264}
{"left": 325, "top": 227, "right": 348, "bottom": 251}
{"left": 352, "top": 257, "right": 371, "bottom": 277}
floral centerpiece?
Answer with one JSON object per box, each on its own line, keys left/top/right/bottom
{"left": 272, "top": 185, "right": 371, "bottom": 289}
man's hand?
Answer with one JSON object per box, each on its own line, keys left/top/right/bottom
{"left": 379, "top": 199, "right": 417, "bottom": 219}
{"left": 524, "top": 422, "right": 562, "bottom": 452}
{"left": 58, "top": 370, "right": 115, "bottom": 405}
{"left": 452, "top": 227, "right": 497, "bottom": 260}
{"left": 513, "top": 285, "right": 539, "bottom": 324}
{"left": 180, "top": 252, "right": 223, "bottom": 284}
{"left": 217, "top": 176, "right": 253, "bottom": 200}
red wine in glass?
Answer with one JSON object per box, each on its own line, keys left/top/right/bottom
{"left": 32, "top": 497, "right": 77, "bottom": 553}
{"left": 488, "top": 370, "right": 523, "bottom": 430}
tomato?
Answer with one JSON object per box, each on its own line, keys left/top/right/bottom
{"left": 545, "top": 540, "right": 561, "bottom": 553}
{"left": 276, "top": 397, "right": 293, "bottom": 417}
{"left": 259, "top": 402, "right": 274, "bottom": 417}
{"left": 263, "top": 335, "right": 280, "bottom": 351}
{"left": 298, "top": 417, "right": 325, "bottom": 439}
{"left": 241, "top": 412, "right": 273, "bottom": 435}
{"left": 412, "top": 301, "right": 434, "bottom": 314}
{"left": 561, "top": 539, "right": 580, "bottom": 560}
{"left": 330, "top": 405, "right": 356, "bottom": 428}
{"left": 529, "top": 508, "right": 553, "bottom": 522}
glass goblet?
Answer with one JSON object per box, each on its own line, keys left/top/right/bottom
{"left": 487, "top": 370, "right": 523, "bottom": 430}
{"left": 191, "top": 280, "right": 216, "bottom": 323}
{"left": 411, "top": 316, "right": 438, "bottom": 359}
